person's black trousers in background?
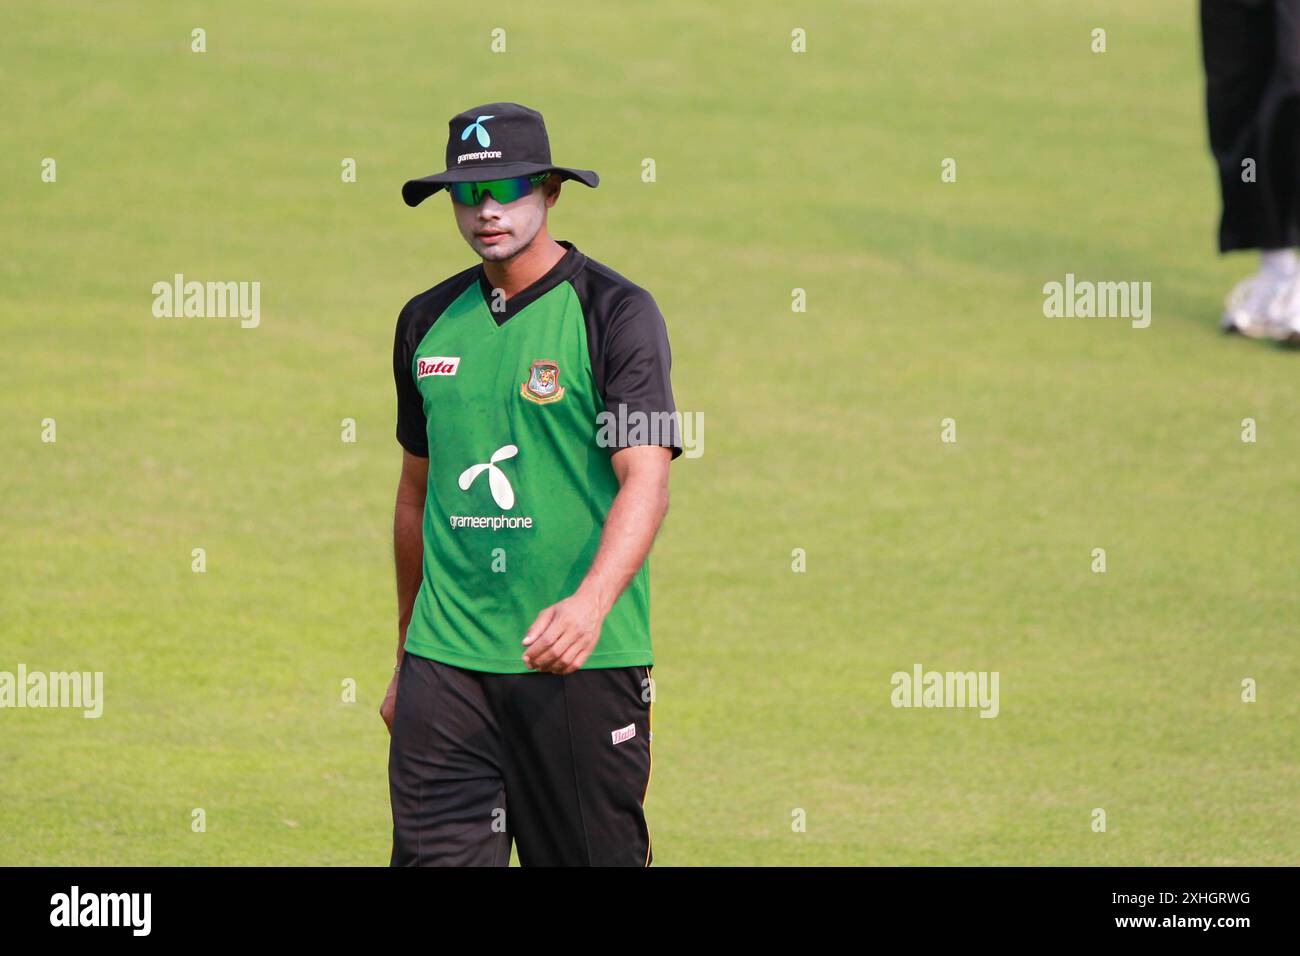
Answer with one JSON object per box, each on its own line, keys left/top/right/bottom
{"left": 1201, "top": 0, "right": 1300, "bottom": 251}
{"left": 388, "top": 653, "right": 654, "bottom": 867}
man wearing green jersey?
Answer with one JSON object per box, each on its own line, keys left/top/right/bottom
{"left": 382, "top": 103, "right": 682, "bottom": 866}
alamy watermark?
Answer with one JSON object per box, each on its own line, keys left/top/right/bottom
{"left": 0, "top": 664, "right": 103, "bottom": 718}
{"left": 152, "top": 273, "right": 260, "bottom": 328}
{"left": 1042, "top": 273, "right": 1151, "bottom": 328}
{"left": 50, "top": 886, "right": 150, "bottom": 936}
{"left": 595, "top": 403, "right": 704, "bottom": 459}
{"left": 890, "top": 662, "right": 999, "bottom": 718}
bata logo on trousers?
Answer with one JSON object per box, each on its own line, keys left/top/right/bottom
{"left": 611, "top": 723, "right": 636, "bottom": 745}
{"left": 417, "top": 356, "right": 461, "bottom": 378}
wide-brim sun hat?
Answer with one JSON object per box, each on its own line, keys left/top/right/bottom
{"left": 402, "top": 101, "right": 599, "bottom": 207}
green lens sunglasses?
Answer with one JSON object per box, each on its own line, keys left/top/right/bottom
{"left": 448, "top": 172, "right": 551, "bottom": 206}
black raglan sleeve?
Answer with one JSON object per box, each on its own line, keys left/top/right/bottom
{"left": 393, "top": 303, "right": 429, "bottom": 457}
{"left": 599, "top": 289, "right": 683, "bottom": 460}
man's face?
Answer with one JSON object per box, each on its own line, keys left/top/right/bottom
{"left": 451, "top": 174, "right": 558, "bottom": 261}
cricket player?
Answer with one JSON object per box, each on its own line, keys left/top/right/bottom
{"left": 1202, "top": 0, "right": 1300, "bottom": 339}
{"left": 381, "top": 102, "right": 682, "bottom": 866}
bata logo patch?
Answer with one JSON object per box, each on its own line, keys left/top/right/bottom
{"left": 417, "top": 356, "right": 461, "bottom": 378}
{"left": 611, "top": 723, "right": 636, "bottom": 745}
{"left": 520, "top": 359, "right": 565, "bottom": 404}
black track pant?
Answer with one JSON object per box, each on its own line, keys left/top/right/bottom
{"left": 1201, "top": 0, "right": 1300, "bottom": 251}
{"left": 388, "top": 653, "right": 654, "bottom": 866}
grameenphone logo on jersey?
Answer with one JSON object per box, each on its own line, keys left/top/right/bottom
{"left": 449, "top": 443, "right": 534, "bottom": 530}
{"left": 457, "top": 115, "right": 503, "bottom": 164}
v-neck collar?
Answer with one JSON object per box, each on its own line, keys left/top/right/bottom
{"left": 477, "top": 240, "right": 584, "bottom": 327}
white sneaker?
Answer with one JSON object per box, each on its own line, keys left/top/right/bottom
{"left": 1269, "top": 272, "right": 1300, "bottom": 342}
{"left": 1222, "top": 270, "right": 1294, "bottom": 338}
{"left": 1222, "top": 271, "right": 1293, "bottom": 339}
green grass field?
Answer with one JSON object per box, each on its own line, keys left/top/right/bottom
{"left": 2, "top": 0, "right": 1296, "bottom": 865}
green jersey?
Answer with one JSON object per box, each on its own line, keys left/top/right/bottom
{"left": 393, "top": 240, "right": 682, "bottom": 673}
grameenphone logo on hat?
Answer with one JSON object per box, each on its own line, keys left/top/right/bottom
{"left": 457, "top": 115, "right": 502, "bottom": 165}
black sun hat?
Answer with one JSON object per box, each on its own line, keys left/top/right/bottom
{"left": 402, "top": 102, "right": 600, "bottom": 207}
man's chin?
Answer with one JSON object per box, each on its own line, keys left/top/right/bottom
{"left": 475, "top": 239, "right": 517, "bottom": 261}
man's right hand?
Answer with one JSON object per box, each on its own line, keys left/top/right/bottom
{"left": 389, "top": 450, "right": 427, "bottom": 736}
{"left": 380, "top": 673, "right": 399, "bottom": 734}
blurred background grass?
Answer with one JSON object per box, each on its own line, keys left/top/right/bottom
{"left": 1, "top": 0, "right": 1295, "bottom": 864}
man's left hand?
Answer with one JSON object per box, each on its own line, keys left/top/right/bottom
{"left": 522, "top": 590, "right": 607, "bottom": 675}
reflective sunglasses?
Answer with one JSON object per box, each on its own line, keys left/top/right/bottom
{"left": 448, "top": 172, "right": 550, "bottom": 206}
